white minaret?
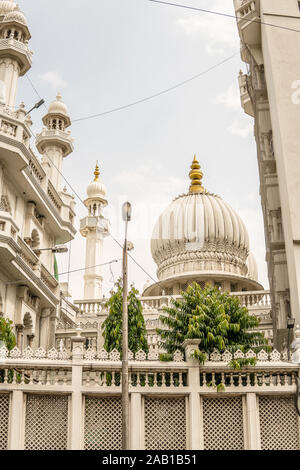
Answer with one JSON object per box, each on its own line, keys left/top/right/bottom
{"left": 0, "top": 1, "right": 32, "bottom": 107}
{"left": 36, "top": 94, "right": 74, "bottom": 192}
{"left": 81, "top": 163, "right": 110, "bottom": 300}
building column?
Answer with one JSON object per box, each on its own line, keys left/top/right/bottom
{"left": 15, "top": 324, "right": 24, "bottom": 350}
{"left": 246, "top": 393, "right": 261, "bottom": 450}
{"left": 183, "top": 339, "right": 202, "bottom": 450}
{"left": 39, "top": 308, "right": 51, "bottom": 349}
{"left": 8, "top": 391, "right": 24, "bottom": 450}
{"left": 130, "top": 393, "right": 142, "bottom": 450}
{"left": 48, "top": 308, "right": 57, "bottom": 349}
{"left": 70, "top": 328, "right": 85, "bottom": 450}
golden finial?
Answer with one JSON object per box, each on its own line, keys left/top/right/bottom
{"left": 189, "top": 155, "right": 204, "bottom": 193}
{"left": 94, "top": 162, "right": 100, "bottom": 181}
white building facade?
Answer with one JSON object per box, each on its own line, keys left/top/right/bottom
{"left": 0, "top": 0, "right": 76, "bottom": 351}
{"left": 234, "top": 0, "right": 300, "bottom": 349}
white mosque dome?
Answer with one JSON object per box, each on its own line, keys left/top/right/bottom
{"left": 87, "top": 180, "right": 106, "bottom": 199}
{"left": 151, "top": 156, "right": 251, "bottom": 282}
{"left": 86, "top": 164, "right": 107, "bottom": 199}
{"left": 48, "top": 93, "right": 68, "bottom": 116}
{"left": 0, "top": 1, "right": 16, "bottom": 16}
{"left": 3, "top": 8, "right": 27, "bottom": 25}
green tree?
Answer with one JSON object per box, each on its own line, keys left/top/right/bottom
{"left": 157, "top": 283, "right": 269, "bottom": 364}
{"left": 102, "top": 279, "right": 148, "bottom": 354}
{"left": 0, "top": 317, "right": 16, "bottom": 351}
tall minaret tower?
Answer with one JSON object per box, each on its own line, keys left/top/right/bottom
{"left": 81, "top": 163, "right": 110, "bottom": 299}
{"left": 0, "top": 1, "right": 32, "bottom": 107}
{"left": 36, "top": 94, "right": 74, "bottom": 192}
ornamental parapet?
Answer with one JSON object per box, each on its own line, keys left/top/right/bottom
{"left": 36, "top": 128, "right": 74, "bottom": 158}
{"left": 0, "top": 37, "right": 32, "bottom": 74}
{"left": 0, "top": 344, "right": 297, "bottom": 393}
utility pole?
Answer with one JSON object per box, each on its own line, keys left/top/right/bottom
{"left": 122, "top": 201, "right": 132, "bottom": 450}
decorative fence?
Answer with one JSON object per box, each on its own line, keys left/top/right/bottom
{"left": 0, "top": 337, "right": 299, "bottom": 450}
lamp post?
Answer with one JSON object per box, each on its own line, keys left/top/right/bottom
{"left": 122, "top": 201, "right": 132, "bottom": 450}
{"left": 26, "top": 99, "right": 45, "bottom": 115}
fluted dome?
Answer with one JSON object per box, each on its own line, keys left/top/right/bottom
{"left": 3, "top": 8, "right": 27, "bottom": 25}
{"left": 87, "top": 180, "right": 106, "bottom": 199}
{"left": 86, "top": 163, "right": 107, "bottom": 199}
{"left": 48, "top": 93, "right": 68, "bottom": 116}
{"left": 0, "top": 1, "right": 16, "bottom": 15}
{"left": 151, "top": 156, "right": 250, "bottom": 282}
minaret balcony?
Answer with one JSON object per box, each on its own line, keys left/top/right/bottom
{"left": 0, "top": 37, "right": 32, "bottom": 75}
{"left": 36, "top": 129, "right": 74, "bottom": 158}
{"left": 80, "top": 216, "right": 110, "bottom": 237}
{"left": 235, "top": 0, "right": 261, "bottom": 46}
{"left": 238, "top": 72, "right": 254, "bottom": 117}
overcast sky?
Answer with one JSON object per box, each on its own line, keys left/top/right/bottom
{"left": 17, "top": 0, "right": 269, "bottom": 298}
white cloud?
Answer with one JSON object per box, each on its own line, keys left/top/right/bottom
{"left": 228, "top": 120, "right": 253, "bottom": 138}
{"left": 214, "top": 83, "right": 241, "bottom": 110}
{"left": 110, "top": 163, "right": 187, "bottom": 241}
{"left": 176, "top": 0, "right": 239, "bottom": 55}
{"left": 38, "top": 71, "right": 68, "bottom": 89}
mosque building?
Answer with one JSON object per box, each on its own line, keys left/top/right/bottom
{"left": 55, "top": 157, "right": 273, "bottom": 353}
{"left": 0, "top": 0, "right": 280, "bottom": 355}
{"left": 2, "top": 0, "right": 300, "bottom": 452}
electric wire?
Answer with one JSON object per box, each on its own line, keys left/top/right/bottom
{"left": 57, "top": 258, "right": 121, "bottom": 277}
{"left": 109, "top": 233, "right": 166, "bottom": 292}
{"left": 72, "top": 52, "right": 239, "bottom": 122}
{"left": 23, "top": 102, "right": 161, "bottom": 289}
{"left": 148, "top": 0, "right": 300, "bottom": 34}
{"left": 25, "top": 74, "right": 48, "bottom": 111}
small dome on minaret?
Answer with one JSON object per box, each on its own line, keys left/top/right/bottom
{"left": 86, "top": 163, "right": 107, "bottom": 200}
{"left": 0, "top": 1, "right": 16, "bottom": 15}
{"left": 84, "top": 164, "right": 108, "bottom": 218}
{"left": 42, "top": 93, "right": 71, "bottom": 129}
{"left": 3, "top": 7, "right": 27, "bottom": 26}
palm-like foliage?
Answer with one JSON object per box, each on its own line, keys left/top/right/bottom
{"left": 102, "top": 279, "right": 148, "bottom": 354}
{"left": 157, "top": 283, "right": 269, "bottom": 358}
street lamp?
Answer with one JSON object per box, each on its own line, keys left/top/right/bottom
{"left": 33, "top": 246, "right": 68, "bottom": 254}
{"left": 26, "top": 99, "right": 45, "bottom": 115}
{"left": 122, "top": 201, "right": 132, "bottom": 450}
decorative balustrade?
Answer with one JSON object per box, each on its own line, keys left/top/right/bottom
{"left": 74, "top": 299, "right": 107, "bottom": 315}
{"left": 1, "top": 338, "right": 299, "bottom": 450}
{"left": 232, "top": 291, "right": 271, "bottom": 308}
{"left": 236, "top": 0, "right": 258, "bottom": 20}
{"left": 75, "top": 292, "right": 271, "bottom": 317}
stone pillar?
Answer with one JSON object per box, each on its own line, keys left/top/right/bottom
{"left": 70, "top": 328, "right": 85, "bottom": 450}
{"left": 9, "top": 391, "right": 24, "bottom": 450}
{"left": 97, "top": 317, "right": 105, "bottom": 350}
{"left": 245, "top": 393, "right": 261, "bottom": 450}
{"left": 48, "top": 308, "right": 57, "bottom": 350}
{"left": 15, "top": 324, "right": 24, "bottom": 350}
{"left": 130, "top": 393, "right": 142, "bottom": 450}
{"left": 183, "top": 339, "right": 202, "bottom": 450}
{"left": 39, "top": 308, "right": 51, "bottom": 349}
